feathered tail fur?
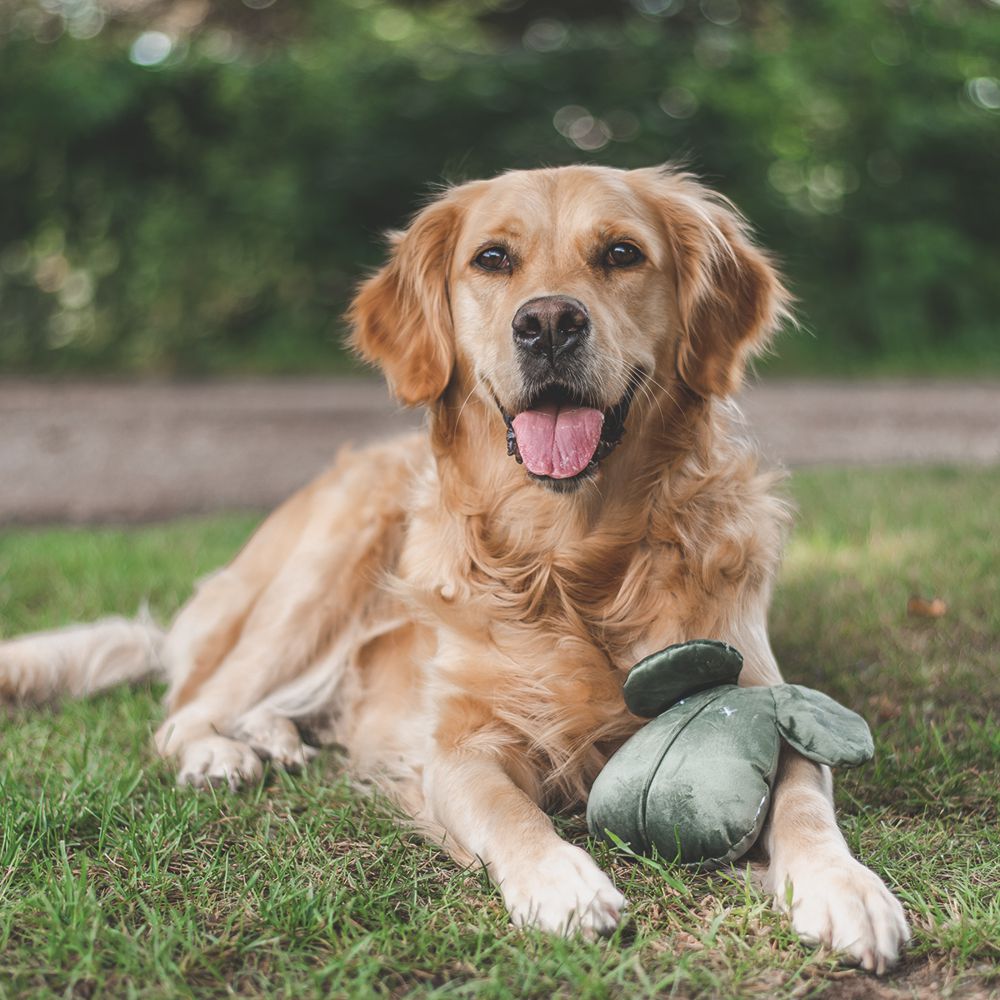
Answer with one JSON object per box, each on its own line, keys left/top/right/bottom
{"left": 0, "top": 611, "right": 164, "bottom": 704}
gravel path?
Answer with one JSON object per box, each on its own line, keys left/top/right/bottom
{"left": 1, "top": 378, "right": 997, "bottom": 525}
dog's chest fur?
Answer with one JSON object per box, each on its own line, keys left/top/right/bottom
{"left": 399, "top": 481, "right": 698, "bottom": 799}
{"left": 390, "top": 418, "right": 789, "bottom": 802}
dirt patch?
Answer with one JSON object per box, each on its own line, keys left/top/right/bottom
{"left": 1, "top": 377, "right": 997, "bottom": 524}
{"left": 822, "top": 959, "right": 999, "bottom": 999}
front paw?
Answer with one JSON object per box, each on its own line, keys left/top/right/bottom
{"left": 500, "top": 842, "right": 626, "bottom": 939}
{"left": 770, "top": 854, "right": 910, "bottom": 974}
{"left": 176, "top": 736, "right": 264, "bottom": 791}
{"left": 232, "top": 708, "right": 318, "bottom": 771}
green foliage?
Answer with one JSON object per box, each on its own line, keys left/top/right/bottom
{"left": 1, "top": 0, "right": 998, "bottom": 373}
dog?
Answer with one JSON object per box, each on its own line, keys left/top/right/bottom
{"left": 0, "top": 164, "right": 909, "bottom": 972}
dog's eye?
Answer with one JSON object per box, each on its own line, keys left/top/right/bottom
{"left": 606, "top": 242, "right": 643, "bottom": 268}
{"left": 474, "top": 247, "right": 512, "bottom": 272}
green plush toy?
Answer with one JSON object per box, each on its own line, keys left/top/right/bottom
{"left": 587, "top": 640, "right": 874, "bottom": 870}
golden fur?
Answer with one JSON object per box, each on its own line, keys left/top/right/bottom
{"left": 0, "top": 165, "right": 908, "bottom": 970}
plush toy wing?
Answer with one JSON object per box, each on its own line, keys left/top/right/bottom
{"left": 588, "top": 686, "right": 781, "bottom": 869}
{"left": 623, "top": 639, "right": 744, "bottom": 718}
{"left": 770, "top": 684, "right": 874, "bottom": 767}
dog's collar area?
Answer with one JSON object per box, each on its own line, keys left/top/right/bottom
{"left": 496, "top": 370, "right": 644, "bottom": 488}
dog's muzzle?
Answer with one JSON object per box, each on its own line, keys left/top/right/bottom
{"left": 496, "top": 369, "right": 644, "bottom": 492}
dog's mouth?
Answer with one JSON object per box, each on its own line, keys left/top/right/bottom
{"left": 495, "top": 370, "right": 643, "bottom": 490}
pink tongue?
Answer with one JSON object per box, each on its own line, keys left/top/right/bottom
{"left": 511, "top": 404, "right": 605, "bottom": 479}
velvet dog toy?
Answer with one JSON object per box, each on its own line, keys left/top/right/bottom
{"left": 587, "top": 640, "right": 875, "bottom": 870}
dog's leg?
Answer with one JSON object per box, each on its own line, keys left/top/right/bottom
{"left": 149, "top": 478, "right": 327, "bottom": 789}
{"left": 424, "top": 749, "right": 626, "bottom": 938}
{"left": 162, "top": 474, "right": 329, "bottom": 707}
{"left": 158, "top": 708, "right": 315, "bottom": 791}
{"left": 156, "top": 441, "right": 415, "bottom": 790}
{"left": 157, "top": 535, "right": 385, "bottom": 789}
{"left": 231, "top": 706, "right": 319, "bottom": 771}
{"left": 731, "top": 621, "right": 911, "bottom": 973}
{"left": 762, "top": 750, "right": 910, "bottom": 974}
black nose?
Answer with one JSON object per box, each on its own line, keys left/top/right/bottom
{"left": 511, "top": 296, "right": 589, "bottom": 363}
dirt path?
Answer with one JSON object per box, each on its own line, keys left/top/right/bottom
{"left": 1, "top": 377, "right": 997, "bottom": 524}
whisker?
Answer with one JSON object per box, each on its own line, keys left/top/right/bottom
{"left": 641, "top": 369, "right": 684, "bottom": 420}
{"left": 454, "top": 380, "right": 483, "bottom": 428}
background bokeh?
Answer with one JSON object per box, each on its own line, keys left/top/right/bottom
{"left": 1, "top": 0, "right": 998, "bottom": 376}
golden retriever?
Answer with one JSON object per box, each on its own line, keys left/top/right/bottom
{"left": 0, "top": 165, "right": 909, "bottom": 971}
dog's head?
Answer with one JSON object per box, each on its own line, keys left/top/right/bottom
{"left": 349, "top": 165, "right": 790, "bottom": 492}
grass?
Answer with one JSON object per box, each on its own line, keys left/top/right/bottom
{"left": 1, "top": 467, "right": 998, "bottom": 999}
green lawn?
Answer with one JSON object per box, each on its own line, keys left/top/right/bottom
{"left": 1, "top": 468, "right": 997, "bottom": 999}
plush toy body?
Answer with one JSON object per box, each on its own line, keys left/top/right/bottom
{"left": 587, "top": 640, "right": 874, "bottom": 870}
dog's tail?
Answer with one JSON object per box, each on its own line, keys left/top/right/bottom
{"left": 0, "top": 609, "right": 165, "bottom": 704}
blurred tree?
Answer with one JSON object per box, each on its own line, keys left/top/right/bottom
{"left": 0, "top": 0, "right": 997, "bottom": 374}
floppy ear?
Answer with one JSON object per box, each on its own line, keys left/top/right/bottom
{"left": 644, "top": 169, "right": 792, "bottom": 398}
{"left": 347, "top": 194, "right": 460, "bottom": 406}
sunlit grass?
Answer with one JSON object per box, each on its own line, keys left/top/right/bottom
{"left": 1, "top": 467, "right": 997, "bottom": 998}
